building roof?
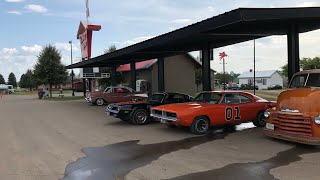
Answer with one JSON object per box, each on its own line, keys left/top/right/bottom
{"left": 238, "top": 70, "right": 278, "bottom": 78}
{"left": 67, "top": 7, "right": 320, "bottom": 69}
{"left": 116, "top": 54, "right": 215, "bottom": 72}
{"left": 116, "top": 59, "right": 157, "bottom": 72}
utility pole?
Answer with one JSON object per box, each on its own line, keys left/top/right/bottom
{"left": 69, "top": 41, "right": 75, "bottom": 97}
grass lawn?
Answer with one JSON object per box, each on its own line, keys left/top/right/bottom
{"left": 44, "top": 96, "right": 84, "bottom": 101}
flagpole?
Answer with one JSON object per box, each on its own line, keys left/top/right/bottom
{"left": 223, "top": 58, "right": 226, "bottom": 91}
{"left": 254, "top": 39, "right": 256, "bottom": 95}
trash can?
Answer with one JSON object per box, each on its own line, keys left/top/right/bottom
{"left": 38, "top": 91, "right": 45, "bottom": 99}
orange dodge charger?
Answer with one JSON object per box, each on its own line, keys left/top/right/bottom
{"left": 151, "top": 91, "right": 275, "bottom": 135}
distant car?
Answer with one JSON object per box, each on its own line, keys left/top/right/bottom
{"left": 267, "top": 84, "right": 282, "bottom": 90}
{"left": 85, "top": 86, "right": 148, "bottom": 106}
{"left": 227, "top": 84, "right": 240, "bottom": 90}
{"left": 240, "top": 84, "right": 259, "bottom": 90}
{"left": 151, "top": 91, "right": 275, "bottom": 135}
{"left": 106, "top": 92, "right": 193, "bottom": 125}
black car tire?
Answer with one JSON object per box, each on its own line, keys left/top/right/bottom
{"left": 95, "top": 98, "right": 105, "bottom": 106}
{"left": 190, "top": 116, "right": 210, "bottom": 135}
{"left": 253, "top": 111, "right": 267, "bottom": 127}
{"left": 132, "top": 109, "right": 150, "bottom": 125}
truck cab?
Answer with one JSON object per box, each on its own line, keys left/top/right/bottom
{"left": 264, "top": 69, "right": 320, "bottom": 145}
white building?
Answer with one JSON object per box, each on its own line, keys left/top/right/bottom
{"left": 238, "top": 70, "right": 283, "bottom": 90}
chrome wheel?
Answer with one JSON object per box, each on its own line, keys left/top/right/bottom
{"left": 191, "top": 116, "right": 210, "bottom": 135}
{"left": 135, "top": 111, "right": 147, "bottom": 124}
{"left": 132, "top": 109, "right": 150, "bottom": 125}
{"left": 96, "top": 98, "right": 104, "bottom": 106}
{"left": 195, "top": 118, "right": 209, "bottom": 133}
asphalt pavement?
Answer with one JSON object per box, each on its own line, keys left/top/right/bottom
{"left": 0, "top": 95, "right": 319, "bottom": 180}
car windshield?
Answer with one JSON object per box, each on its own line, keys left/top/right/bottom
{"left": 194, "top": 93, "right": 222, "bottom": 104}
{"left": 147, "top": 94, "right": 165, "bottom": 103}
{"left": 289, "top": 73, "right": 320, "bottom": 88}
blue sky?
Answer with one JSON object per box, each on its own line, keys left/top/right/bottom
{"left": 1, "top": 0, "right": 320, "bottom": 81}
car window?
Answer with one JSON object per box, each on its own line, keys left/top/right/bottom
{"left": 104, "top": 87, "right": 112, "bottom": 93}
{"left": 237, "top": 94, "right": 252, "bottom": 103}
{"left": 115, "top": 88, "right": 130, "bottom": 93}
{"left": 167, "top": 94, "right": 186, "bottom": 103}
{"left": 221, "top": 94, "right": 240, "bottom": 104}
{"left": 148, "top": 94, "right": 165, "bottom": 103}
{"left": 290, "top": 74, "right": 308, "bottom": 88}
{"left": 194, "top": 93, "right": 222, "bottom": 104}
{"left": 306, "top": 73, "right": 320, "bottom": 87}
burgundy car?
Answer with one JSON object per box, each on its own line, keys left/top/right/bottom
{"left": 85, "top": 86, "right": 148, "bottom": 106}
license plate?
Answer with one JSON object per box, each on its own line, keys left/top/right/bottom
{"left": 266, "top": 123, "right": 274, "bottom": 130}
{"left": 160, "top": 119, "right": 167, "bottom": 124}
{"left": 106, "top": 112, "right": 110, "bottom": 116}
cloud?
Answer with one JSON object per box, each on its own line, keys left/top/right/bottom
{"left": 25, "top": 4, "right": 48, "bottom": 13}
{"left": 54, "top": 42, "right": 79, "bottom": 52}
{"left": 7, "top": 11, "right": 22, "bottom": 15}
{"left": 5, "top": 0, "right": 24, "bottom": 2}
{"left": 21, "top": 45, "right": 42, "bottom": 54}
{"left": 2, "top": 48, "right": 18, "bottom": 55}
{"left": 296, "top": 1, "right": 319, "bottom": 7}
{"left": 124, "top": 36, "right": 155, "bottom": 46}
{"left": 171, "top": 18, "right": 194, "bottom": 25}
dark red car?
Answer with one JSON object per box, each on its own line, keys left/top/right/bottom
{"left": 85, "top": 86, "right": 148, "bottom": 106}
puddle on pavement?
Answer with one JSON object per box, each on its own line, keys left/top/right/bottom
{"left": 61, "top": 131, "right": 228, "bottom": 180}
{"left": 169, "top": 144, "right": 320, "bottom": 180}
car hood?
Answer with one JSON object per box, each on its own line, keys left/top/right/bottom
{"left": 152, "top": 102, "right": 211, "bottom": 113}
{"left": 277, "top": 88, "right": 320, "bottom": 114}
{"left": 116, "top": 101, "right": 149, "bottom": 106}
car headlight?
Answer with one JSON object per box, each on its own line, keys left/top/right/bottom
{"left": 119, "top": 105, "right": 132, "bottom": 110}
{"left": 315, "top": 116, "right": 320, "bottom": 125}
{"left": 264, "top": 111, "right": 270, "bottom": 118}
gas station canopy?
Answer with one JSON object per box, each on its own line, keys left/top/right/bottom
{"left": 67, "top": 7, "right": 320, "bottom": 68}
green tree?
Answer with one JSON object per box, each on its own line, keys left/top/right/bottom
{"left": 98, "top": 45, "right": 124, "bottom": 88}
{"left": 280, "top": 57, "right": 320, "bottom": 77}
{"left": 20, "top": 70, "right": 36, "bottom": 91}
{"left": 34, "top": 45, "right": 68, "bottom": 97}
{"left": 280, "top": 64, "right": 288, "bottom": 77}
{"left": 215, "top": 72, "right": 233, "bottom": 84}
{"left": 8, "top": 72, "right": 17, "bottom": 87}
{"left": 0, "top": 74, "right": 5, "bottom": 84}
{"left": 300, "top": 57, "right": 320, "bottom": 70}
{"left": 19, "top": 74, "right": 26, "bottom": 88}
{"left": 104, "top": 44, "right": 117, "bottom": 54}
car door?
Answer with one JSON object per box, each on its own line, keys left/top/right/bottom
{"left": 218, "top": 93, "right": 254, "bottom": 125}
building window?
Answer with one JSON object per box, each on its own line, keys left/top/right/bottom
{"left": 262, "top": 79, "right": 267, "bottom": 85}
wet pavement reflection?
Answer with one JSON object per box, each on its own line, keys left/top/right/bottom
{"left": 168, "top": 144, "right": 320, "bottom": 180}
{"left": 61, "top": 131, "right": 228, "bottom": 180}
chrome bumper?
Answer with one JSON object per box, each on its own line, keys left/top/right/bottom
{"left": 85, "top": 97, "right": 92, "bottom": 103}
{"left": 264, "top": 129, "right": 320, "bottom": 145}
{"left": 150, "top": 113, "right": 179, "bottom": 122}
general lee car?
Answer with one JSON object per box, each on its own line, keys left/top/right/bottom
{"left": 151, "top": 91, "right": 275, "bottom": 135}
{"left": 106, "top": 92, "right": 193, "bottom": 125}
{"left": 85, "top": 86, "right": 148, "bottom": 106}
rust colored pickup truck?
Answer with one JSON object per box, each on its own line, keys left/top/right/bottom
{"left": 264, "top": 69, "right": 320, "bottom": 145}
{"left": 85, "top": 86, "right": 148, "bottom": 106}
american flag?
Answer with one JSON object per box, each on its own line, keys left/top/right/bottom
{"left": 86, "top": 0, "right": 90, "bottom": 18}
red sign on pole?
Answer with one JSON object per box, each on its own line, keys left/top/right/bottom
{"left": 77, "top": 21, "right": 101, "bottom": 60}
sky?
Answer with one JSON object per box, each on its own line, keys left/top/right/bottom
{"left": 1, "top": 0, "right": 320, "bottom": 81}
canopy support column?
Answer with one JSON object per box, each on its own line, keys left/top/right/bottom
{"left": 111, "top": 66, "right": 117, "bottom": 86}
{"left": 158, "top": 57, "right": 165, "bottom": 92}
{"left": 287, "top": 24, "right": 300, "bottom": 82}
{"left": 202, "top": 47, "right": 212, "bottom": 91}
{"left": 130, "top": 62, "right": 137, "bottom": 91}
